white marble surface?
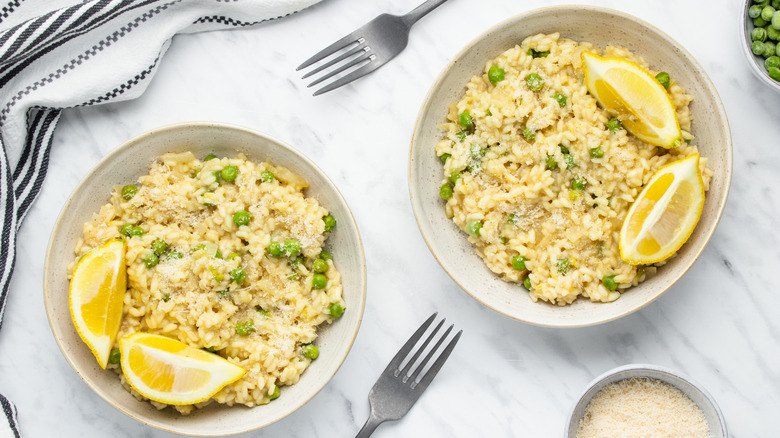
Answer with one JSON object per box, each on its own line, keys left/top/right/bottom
{"left": 1, "top": 0, "right": 778, "bottom": 436}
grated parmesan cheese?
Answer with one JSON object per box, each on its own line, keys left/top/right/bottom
{"left": 576, "top": 377, "right": 710, "bottom": 438}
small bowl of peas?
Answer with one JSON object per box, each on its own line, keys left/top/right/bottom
{"left": 743, "top": 0, "right": 780, "bottom": 92}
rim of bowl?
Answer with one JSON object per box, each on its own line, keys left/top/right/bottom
{"left": 43, "top": 121, "right": 367, "bottom": 435}
{"left": 564, "top": 363, "right": 728, "bottom": 437}
{"left": 740, "top": 1, "right": 780, "bottom": 92}
{"left": 408, "top": 5, "right": 733, "bottom": 327}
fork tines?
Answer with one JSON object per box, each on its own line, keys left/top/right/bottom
{"left": 296, "top": 29, "right": 380, "bottom": 96}
{"left": 388, "top": 313, "right": 462, "bottom": 391}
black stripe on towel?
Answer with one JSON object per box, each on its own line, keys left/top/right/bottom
{"left": 14, "top": 109, "right": 60, "bottom": 222}
{"left": 0, "top": 393, "right": 20, "bottom": 437}
{"left": 0, "top": 139, "right": 16, "bottom": 331}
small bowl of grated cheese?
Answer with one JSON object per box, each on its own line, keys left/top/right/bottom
{"left": 566, "top": 364, "right": 727, "bottom": 438}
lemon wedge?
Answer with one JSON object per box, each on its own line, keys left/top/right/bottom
{"left": 119, "top": 332, "right": 246, "bottom": 405}
{"left": 582, "top": 51, "right": 682, "bottom": 148}
{"left": 619, "top": 154, "right": 705, "bottom": 264}
{"left": 69, "top": 239, "right": 126, "bottom": 368}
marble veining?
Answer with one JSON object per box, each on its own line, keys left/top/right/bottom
{"left": 0, "top": 0, "right": 778, "bottom": 436}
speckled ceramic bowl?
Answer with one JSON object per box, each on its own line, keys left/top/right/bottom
{"left": 741, "top": 0, "right": 780, "bottom": 93}
{"left": 409, "top": 6, "right": 732, "bottom": 327}
{"left": 565, "top": 364, "right": 727, "bottom": 437}
{"left": 44, "top": 122, "right": 366, "bottom": 436}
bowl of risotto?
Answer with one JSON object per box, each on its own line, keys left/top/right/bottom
{"left": 409, "top": 6, "right": 732, "bottom": 326}
{"left": 44, "top": 122, "right": 366, "bottom": 435}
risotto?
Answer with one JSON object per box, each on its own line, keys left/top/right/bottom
{"left": 69, "top": 151, "right": 345, "bottom": 414}
{"left": 435, "top": 33, "right": 712, "bottom": 305}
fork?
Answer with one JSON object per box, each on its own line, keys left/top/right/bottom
{"left": 297, "top": 0, "right": 450, "bottom": 96}
{"left": 355, "top": 313, "right": 462, "bottom": 437}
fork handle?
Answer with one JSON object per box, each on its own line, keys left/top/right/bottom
{"left": 355, "top": 412, "right": 384, "bottom": 438}
{"left": 401, "top": 0, "right": 450, "bottom": 27}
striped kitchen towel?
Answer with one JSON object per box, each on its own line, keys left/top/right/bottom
{"left": 0, "top": 1, "right": 321, "bottom": 435}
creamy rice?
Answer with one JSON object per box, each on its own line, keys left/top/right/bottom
{"left": 69, "top": 152, "right": 345, "bottom": 414}
{"left": 435, "top": 33, "right": 712, "bottom": 305}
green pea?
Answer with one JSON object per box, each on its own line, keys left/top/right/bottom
{"left": 260, "top": 170, "right": 275, "bottom": 182}
{"left": 121, "top": 184, "right": 138, "bottom": 200}
{"left": 313, "top": 258, "right": 329, "bottom": 273}
{"left": 466, "top": 220, "right": 482, "bottom": 237}
{"left": 143, "top": 252, "right": 158, "bottom": 268}
{"left": 773, "top": 10, "right": 780, "bottom": 28}
{"left": 553, "top": 92, "right": 567, "bottom": 107}
{"left": 507, "top": 213, "right": 518, "bottom": 225}
{"left": 769, "top": 66, "right": 780, "bottom": 80}
{"left": 456, "top": 130, "right": 467, "bottom": 142}
{"left": 750, "top": 4, "right": 764, "bottom": 17}
{"left": 511, "top": 255, "right": 527, "bottom": 271}
{"left": 217, "top": 289, "right": 230, "bottom": 299}
{"left": 230, "top": 267, "right": 246, "bottom": 285}
{"left": 556, "top": 258, "right": 571, "bottom": 273}
{"left": 753, "top": 26, "right": 768, "bottom": 42}
{"left": 212, "top": 171, "right": 222, "bottom": 184}
{"left": 233, "top": 210, "right": 251, "bottom": 226}
{"left": 227, "top": 252, "right": 240, "bottom": 260}
{"left": 236, "top": 321, "right": 255, "bottom": 336}
{"left": 449, "top": 172, "right": 461, "bottom": 185}
{"left": 323, "top": 215, "right": 336, "bottom": 232}
{"left": 558, "top": 144, "right": 570, "bottom": 155}
{"left": 655, "top": 72, "right": 671, "bottom": 89}
{"left": 488, "top": 65, "right": 505, "bottom": 85}
{"left": 602, "top": 275, "right": 619, "bottom": 291}
{"left": 162, "top": 293, "right": 171, "bottom": 302}
{"left": 564, "top": 154, "right": 576, "bottom": 169}
{"left": 523, "top": 276, "right": 532, "bottom": 289}
{"left": 525, "top": 73, "right": 544, "bottom": 91}
{"left": 268, "top": 386, "right": 280, "bottom": 400}
{"left": 203, "top": 153, "right": 217, "bottom": 161}
{"left": 754, "top": 40, "right": 768, "bottom": 55}
{"left": 221, "top": 165, "right": 238, "bottom": 182}
{"left": 766, "top": 55, "right": 780, "bottom": 69}
{"left": 522, "top": 127, "right": 536, "bottom": 142}
{"left": 119, "top": 224, "right": 133, "bottom": 236}
{"left": 589, "top": 146, "right": 604, "bottom": 158}
{"left": 545, "top": 155, "right": 557, "bottom": 170}
{"left": 329, "top": 302, "right": 344, "bottom": 318}
{"left": 755, "top": 16, "right": 768, "bottom": 27}
{"left": 107, "top": 348, "right": 121, "bottom": 365}
{"left": 130, "top": 226, "right": 145, "bottom": 237}
{"left": 439, "top": 153, "right": 451, "bottom": 163}
{"left": 319, "top": 250, "right": 333, "bottom": 261}
{"left": 256, "top": 306, "right": 270, "bottom": 316}
{"left": 283, "top": 239, "right": 301, "bottom": 257}
{"left": 301, "top": 344, "right": 319, "bottom": 360}
{"left": 768, "top": 26, "right": 780, "bottom": 41}
{"left": 151, "top": 240, "right": 167, "bottom": 256}
{"left": 607, "top": 117, "right": 622, "bottom": 132}
{"left": 312, "top": 273, "right": 327, "bottom": 289}
{"left": 762, "top": 5, "right": 775, "bottom": 21}
{"left": 267, "top": 241, "right": 283, "bottom": 257}
{"left": 440, "top": 183, "right": 453, "bottom": 200}
{"left": 765, "top": 41, "right": 777, "bottom": 57}
{"left": 458, "top": 111, "right": 474, "bottom": 130}
{"left": 572, "top": 177, "right": 587, "bottom": 191}
{"left": 774, "top": 0, "right": 780, "bottom": 9}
